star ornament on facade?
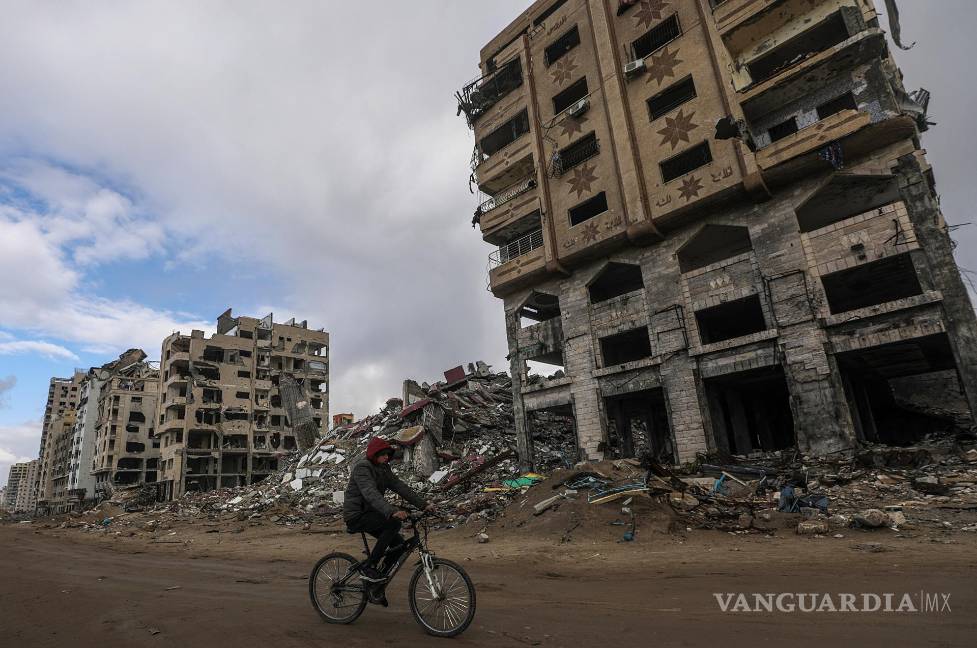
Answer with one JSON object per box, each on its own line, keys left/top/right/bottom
{"left": 657, "top": 108, "right": 698, "bottom": 150}
{"left": 677, "top": 174, "right": 704, "bottom": 202}
{"left": 633, "top": 0, "right": 669, "bottom": 29}
{"left": 550, "top": 55, "right": 578, "bottom": 86}
{"left": 645, "top": 46, "right": 682, "bottom": 86}
{"left": 566, "top": 163, "right": 598, "bottom": 199}
{"left": 580, "top": 222, "right": 600, "bottom": 242}
{"left": 560, "top": 114, "right": 588, "bottom": 138}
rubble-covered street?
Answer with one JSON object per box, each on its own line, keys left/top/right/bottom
{"left": 3, "top": 510, "right": 976, "bottom": 648}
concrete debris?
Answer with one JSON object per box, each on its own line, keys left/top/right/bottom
{"left": 62, "top": 365, "right": 574, "bottom": 529}
{"left": 853, "top": 509, "right": 890, "bottom": 529}
{"left": 658, "top": 432, "right": 977, "bottom": 535}
{"left": 796, "top": 520, "right": 829, "bottom": 535}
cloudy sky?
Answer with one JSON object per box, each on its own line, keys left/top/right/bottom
{"left": 1, "top": 1, "right": 975, "bottom": 487}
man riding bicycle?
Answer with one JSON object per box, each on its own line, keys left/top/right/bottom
{"left": 343, "top": 437, "right": 434, "bottom": 593}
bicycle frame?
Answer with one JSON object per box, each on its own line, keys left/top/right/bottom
{"left": 331, "top": 513, "right": 442, "bottom": 598}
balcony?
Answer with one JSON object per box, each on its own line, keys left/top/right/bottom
{"left": 456, "top": 58, "right": 523, "bottom": 129}
{"left": 551, "top": 135, "right": 599, "bottom": 178}
{"left": 711, "top": 0, "right": 780, "bottom": 35}
{"left": 487, "top": 230, "right": 546, "bottom": 295}
{"left": 476, "top": 175, "right": 536, "bottom": 218}
{"left": 489, "top": 229, "right": 544, "bottom": 268}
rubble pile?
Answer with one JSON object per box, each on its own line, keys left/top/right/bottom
{"left": 667, "top": 432, "right": 977, "bottom": 535}
{"left": 107, "top": 364, "right": 575, "bottom": 528}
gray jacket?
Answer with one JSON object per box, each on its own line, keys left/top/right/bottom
{"left": 343, "top": 458, "right": 427, "bottom": 522}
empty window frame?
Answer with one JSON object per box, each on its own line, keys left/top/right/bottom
{"left": 600, "top": 328, "right": 653, "bottom": 366}
{"left": 553, "top": 77, "right": 589, "bottom": 114}
{"left": 569, "top": 192, "right": 608, "bottom": 226}
{"left": 545, "top": 25, "right": 580, "bottom": 66}
{"left": 632, "top": 14, "right": 681, "bottom": 60}
{"left": 821, "top": 254, "right": 923, "bottom": 314}
{"left": 556, "top": 131, "right": 600, "bottom": 175}
{"left": 695, "top": 295, "right": 768, "bottom": 344}
{"left": 746, "top": 12, "right": 850, "bottom": 84}
{"left": 660, "top": 141, "right": 712, "bottom": 183}
{"left": 589, "top": 263, "right": 644, "bottom": 303}
{"left": 647, "top": 75, "right": 696, "bottom": 121}
{"left": 767, "top": 117, "right": 799, "bottom": 142}
{"left": 479, "top": 109, "right": 530, "bottom": 157}
{"left": 816, "top": 92, "right": 857, "bottom": 120}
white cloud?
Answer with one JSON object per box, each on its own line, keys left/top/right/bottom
{"left": 0, "top": 447, "right": 32, "bottom": 464}
{"left": 0, "top": 214, "right": 211, "bottom": 356}
{"left": 0, "top": 340, "right": 79, "bottom": 362}
{"left": 0, "top": 2, "right": 525, "bottom": 416}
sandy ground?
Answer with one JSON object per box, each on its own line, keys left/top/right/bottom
{"left": 2, "top": 511, "right": 976, "bottom": 648}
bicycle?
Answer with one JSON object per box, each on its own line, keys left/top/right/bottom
{"left": 309, "top": 511, "right": 477, "bottom": 637}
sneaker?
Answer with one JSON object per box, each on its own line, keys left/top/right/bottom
{"left": 359, "top": 566, "right": 387, "bottom": 583}
{"left": 367, "top": 587, "right": 389, "bottom": 607}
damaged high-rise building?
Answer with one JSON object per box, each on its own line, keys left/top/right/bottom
{"left": 156, "top": 309, "right": 329, "bottom": 500}
{"left": 459, "top": 0, "right": 977, "bottom": 467}
{"left": 88, "top": 351, "right": 161, "bottom": 502}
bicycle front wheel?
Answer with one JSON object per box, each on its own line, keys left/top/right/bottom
{"left": 408, "top": 558, "right": 476, "bottom": 637}
{"left": 309, "top": 552, "right": 367, "bottom": 624}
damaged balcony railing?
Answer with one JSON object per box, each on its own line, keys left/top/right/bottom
{"left": 488, "top": 229, "right": 544, "bottom": 268}
{"left": 476, "top": 175, "right": 537, "bottom": 217}
{"left": 550, "top": 136, "right": 600, "bottom": 177}
{"left": 456, "top": 58, "right": 523, "bottom": 129}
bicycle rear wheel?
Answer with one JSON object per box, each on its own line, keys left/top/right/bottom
{"left": 309, "top": 552, "right": 367, "bottom": 624}
{"left": 408, "top": 558, "right": 476, "bottom": 637}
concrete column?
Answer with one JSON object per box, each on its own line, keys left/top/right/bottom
{"left": 895, "top": 154, "right": 977, "bottom": 422}
{"left": 779, "top": 326, "right": 857, "bottom": 454}
{"left": 505, "top": 309, "right": 534, "bottom": 471}
{"left": 660, "top": 355, "right": 709, "bottom": 464}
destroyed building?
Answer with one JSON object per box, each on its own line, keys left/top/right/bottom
{"left": 32, "top": 374, "right": 83, "bottom": 510}
{"left": 89, "top": 351, "right": 160, "bottom": 501}
{"left": 156, "top": 309, "right": 329, "bottom": 500}
{"left": 460, "top": 0, "right": 977, "bottom": 467}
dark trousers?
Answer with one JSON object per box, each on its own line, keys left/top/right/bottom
{"left": 347, "top": 512, "right": 405, "bottom": 569}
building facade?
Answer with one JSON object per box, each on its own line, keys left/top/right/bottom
{"left": 157, "top": 309, "right": 329, "bottom": 500}
{"left": 33, "top": 373, "right": 83, "bottom": 508}
{"left": 90, "top": 351, "right": 160, "bottom": 500}
{"left": 66, "top": 370, "right": 103, "bottom": 509}
{"left": 4, "top": 463, "right": 28, "bottom": 512}
{"left": 13, "top": 460, "right": 40, "bottom": 513}
{"left": 460, "top": 0, "right": 977, "bottom": 466}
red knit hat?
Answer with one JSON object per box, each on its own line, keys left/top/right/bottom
{"left": 366, "top": 437, "right": 394, "bottom": 463}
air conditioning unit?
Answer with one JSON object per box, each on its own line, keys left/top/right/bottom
{"left": 567, "top": 97, "right": 590, "bottom": 118}
{"left": 623, "top": 59, "right": 646, "bottom": 77}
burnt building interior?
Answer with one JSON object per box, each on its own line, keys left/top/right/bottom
{"left": 603, "top": 389, "right": 674, "bottom": 463}
{"left": 705, "top": 367, "right": 796, "bottom": 456}
{"left": 838, "top": 333, "right": 963, "bottom": 445}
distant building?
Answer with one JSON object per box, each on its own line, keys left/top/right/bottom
{"left": 157, "top": 309, "right": 329, "bottom": 500}
{"left": 33, "top": 374, "right": 83, "bottom": 509}
{"left": 13, "top": 460, "right": 40, "bottom": 513}
{"left": 332, "top": 413, "right": 354, "bottom": 428}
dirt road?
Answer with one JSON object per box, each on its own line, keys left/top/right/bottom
{"left": 2, "top": 523, "right": 975, "bottom": 648}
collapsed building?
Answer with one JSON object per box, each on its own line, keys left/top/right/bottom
{"left": 156, "top": 309, "right": 329, "bottom": 500}
{"left": 460, "top": 0, "right": 977, "bottom": 468}
{"left": 90, "top": 351, "right": 161, "bottom": 502}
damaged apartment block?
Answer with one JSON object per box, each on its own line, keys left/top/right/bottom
{"left": 462, "top": 0, "right": 977, "bottom": 468}
{"left": 156, "top": 309, "right": 329, "bottom": 500}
